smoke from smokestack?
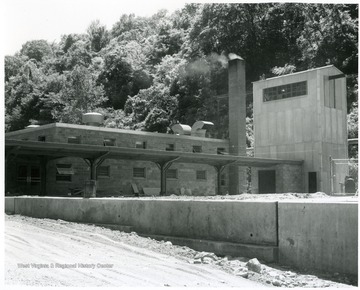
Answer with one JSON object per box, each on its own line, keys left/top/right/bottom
{"left": 228, "top": 53, "right": 243, "bottom": 61}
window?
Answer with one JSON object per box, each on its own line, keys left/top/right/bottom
{"left": 220, "top": 173, "right": 226, "bottom": 186}
{"left": 193, "top": 145, "right": 202, "bottom": 153}
{"left": 17, "top": 165, "right": 27, "bottom": 182}
{"left": 38, "top": 136, "right": 46, "bottom": 142}
{"left": 217, "top": 147, "right": 226, "bottom": 155}
{"left": 104, "top": 138, "right": 116, "bottom": 146}
{"left": 263, "top": 81, "right": 307, "bottom": 102}
{"left": 56, "top": 164, "right": 73, "bottom": 182}
{"left": 326, "top": 79, "right": 336, "bottom": 108}
{"left": 68, "top": 136, "right": 81, "bottom": 144}
{"left": 133, "top": 167, "right": 146, "bottom": 178}
{"left": 97, "top": 166, "right": 110, "bottom": 178}
{"left": 196, "top": 170, "right": 207, "bottom": 180}
{"left": 166, "top": 143, "right": 175, "bottom": 151}
{"left": 135, "top": 141, "right": 147, "bottom": 149}
{"left": 166, "top": 169, "right": 178, "bottom": 179}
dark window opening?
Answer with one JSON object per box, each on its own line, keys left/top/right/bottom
{"left": 166, "top": 143, "right": 175, "bottom": 151}
{"left": 263, "top": 81, "right": 307, "bottom": 102}
{"left": 193, "top": 145, "right": 202, "bottom": 153}
{"left": 217, "top": 147, "right": 227, "bottom": 155}
{"left": 166, "top": 169, "right": 178, "bottom": 179}
{"left": 56, "top": 164, "right": 73, "bottom": 182}
{"left": 38, "top": 136, "right": 46, "bottom": 142}
{"left": 68, "top": 136, "right": 81, "bottom": 144}
{"left": 220, "top": 173, "right": 226, "bottom": 186}
{"left": 104, "top": 138, "right": 116, "bottom": 146}
{"left": 135, "top": 141, "right": 147, "bottom": 149}
{"left": 308, "top": 172, "right": 317, "bottom": 193}
{"left": 196, "top": 170, "right": 207, "bottom": 180}
{"left": 258, "top": 170, "right": 276, "bottom": 193}
{"left": 133, "top": 167, "right": 146, "bottom": 178}
{"left": 97, "top": 166, "right": 110, "bottom": 178}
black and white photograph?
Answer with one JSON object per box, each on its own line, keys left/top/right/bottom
{"left": 3, "top": 0, "right": 358, "bottom": 288}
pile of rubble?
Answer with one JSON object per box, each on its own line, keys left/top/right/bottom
{"left": 188, "top": 252, "right": 355, "bottom": 288}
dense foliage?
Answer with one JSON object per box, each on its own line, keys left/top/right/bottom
{"left": 5, "top": 3, "right": 358, "bottom": 154}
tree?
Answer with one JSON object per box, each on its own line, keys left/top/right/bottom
{"left": 20, "top": 40, "right": 53, "bottom": 62}
{"left": 87, "top": 20, "right": 109, "bottom": 52}
{"left": 48, "top": 65, "right": 107, "bottom": 124}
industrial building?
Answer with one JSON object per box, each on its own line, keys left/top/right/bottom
{"left": 5, "top": 60, "right": 348, "bottom": 197}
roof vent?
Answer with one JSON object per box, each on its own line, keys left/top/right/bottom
{"left": 191, "top": 121, "right": 214, "bottom": 137}
{"left": 171, "top": 124, "right": 192, "bottom": 135}
{"left": 82, "top": 112, "right": 104, "bottom": 126}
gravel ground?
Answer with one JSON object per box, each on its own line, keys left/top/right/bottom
{"left": 5, "top": 211, "right": 357, "bottom": 288}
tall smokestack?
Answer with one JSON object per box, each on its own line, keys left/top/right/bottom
{"left": 228, "top": 57, "right": 247, "bottom": 194}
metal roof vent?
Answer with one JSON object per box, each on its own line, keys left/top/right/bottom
{"left": 82, "top": 112, "right": 104, "bottom": 126}
{"left": 191, "top": 121, "right": 214, "bottom": 137}
{"left": 171, "top": 124, "right": 192, "bottom": 135}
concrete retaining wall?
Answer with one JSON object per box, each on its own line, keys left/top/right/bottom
{"left": 8, "top": 197, "right": 277, "bottom": 246}
{"left": 5, "top": 197, "right": 358, "bottom": 275}
{"left": 278, "top": 201, "right": 358, "bottom": 275}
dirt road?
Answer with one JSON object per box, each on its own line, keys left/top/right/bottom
{"left": 5, "top": 214, "right": 262, "bottom": 287}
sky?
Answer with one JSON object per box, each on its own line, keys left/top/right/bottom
{"left": 2, "top": 0, "right": 188, "bottom": 55}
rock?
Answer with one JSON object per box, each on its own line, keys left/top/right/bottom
{"left": 285, "top": 271, "right": 297, "bottom": 278}
{"left": 272, "top": 279, "right": 282, "bottom": 287}
{"left": 164, "top": 241, "right": 172, "bottom": 246}
{"left": 194, "top": 251, "right": 218, "bottom": 261}
{"left": 235, "top": 268, "right": 249, "bottom": 278}
{"left": 193, "top": 259, "right": 202, "bottom": 264}
{"left": 202, "top": 257, "right": 214, "bottom": 264}
{"left": 246, "top": 258, "right": 262, "bottom": 273}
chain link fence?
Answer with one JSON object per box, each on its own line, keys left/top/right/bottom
{"left": 330, "top": 157, "right": 358, "bottom": 195}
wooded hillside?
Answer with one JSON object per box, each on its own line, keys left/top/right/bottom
{"left": 4, "top": 3, "right": 358, "bottom": 149}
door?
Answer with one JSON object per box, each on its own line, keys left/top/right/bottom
{"left": 308, "top": 172, "right": 317, "bottom": 193}
{"left": 17, "top": 164, "right": 41, "bottom": 195}
{"left": 258, "top": 170, "right": 276, "bottom": 193}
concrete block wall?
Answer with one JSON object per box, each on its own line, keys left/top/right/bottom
{"left": 251, "top": 164, "right": 304, "bottom": 194}
{"left": 53, "top": 124, "right": 229, "bottom": 155}
{"left": 46, "top": 157, "right": 220, "bottom": 196}
{"left": 275, "top": 164, "right": 304, "bottom": 193}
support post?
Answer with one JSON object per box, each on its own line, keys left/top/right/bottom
{"left": 156, "top": 157, "right": 180, "bottom": 196}
{"left": 214, "top": 165, "right": 225, "bottom": 195}
{"left": 40, "top": 156, "right": 48, "bottom": 196}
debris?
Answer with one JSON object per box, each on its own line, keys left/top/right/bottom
{"left": 164, "top": 241, "right": 172, "bottom": 246}
{"left": 234, "top": 267, "right": 249, "bottom": 278}
{"left": 193, "top": 259, "right": 202, "bottom": 264}
{"left": 272, "top": 279, "right": 282, "bottom": 287}
{"left": 246, "top": 258, "right": 262, "bottom": 273}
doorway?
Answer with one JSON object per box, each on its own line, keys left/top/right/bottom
{"left": 258, "top": 170, "right": 276, "bottom": 193}
{"left": 17, "top": 164, "right": 41, "bottom": 195}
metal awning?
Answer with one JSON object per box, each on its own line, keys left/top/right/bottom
{"left": 5, "top": 139, "right": 303, "bottom": 168}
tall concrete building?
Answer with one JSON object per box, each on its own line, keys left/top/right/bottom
{"left": 252, "top": 65, "right": 348, "bottom": 194}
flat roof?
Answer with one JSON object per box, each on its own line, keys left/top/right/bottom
{"left": 253, "top": 65, "right": 344, "bottom": 84}
{"left": 5, "top": 123, "right": 228, "bottom": 143}
{"left": 6, "top": 139, "right": 303, "bottom": 168}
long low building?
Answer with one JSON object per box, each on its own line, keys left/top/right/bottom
{"left": 5, "top": 122, "right": 303, "bottom": 197}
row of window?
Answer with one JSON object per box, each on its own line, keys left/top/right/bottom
{"left": 38, "top": 135, "right": 227, "bottom": 154}
{"left": 55, "top": 164, "right": 226, "bottom": 184}
{"left": 263, "top": 81, "right": 307, "bottom": 102}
